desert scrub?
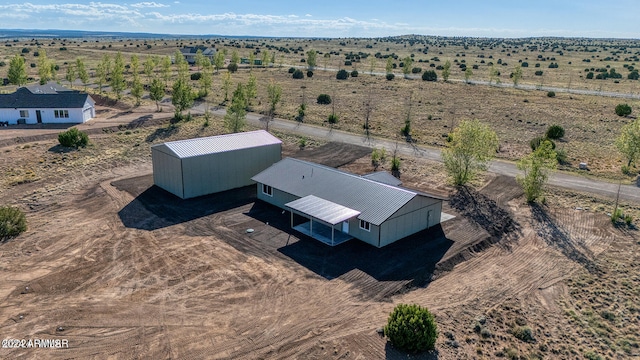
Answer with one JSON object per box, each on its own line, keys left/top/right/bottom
{"left": 384, "top": 303, "right": 438, "bottom": 353}
{"left": 0, "top": 206, "right": 27, "bottom": 239}
{"left": 58, "top": 127, "right": 89, "bottom": 148}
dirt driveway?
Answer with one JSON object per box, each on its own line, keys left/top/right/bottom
{"left": 0, "top": 140, "right": 625, "bottom": 359}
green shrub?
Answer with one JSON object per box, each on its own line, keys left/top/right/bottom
{"left": 227, "top": 63, "right": 238, "bottom": 73}
{"left": 327, "top": 113, "right": 338, "bottom": 124}
{"left": 336, "top": 69, "right": 349, "bottom": 80}
{"left": 546, "top": 124, "right": 565, "bottom": 139}
{"left": 547, "top": 91, "right": 556, "bottom": 98}
{"left": 584, "top": 350, "right": 603, "bottom": 360}
{"left": 615, "top": 103, "right": 632, "bottom": 117}
{"left": 317, "top": 94, "right": 331, "bottom": 105}
{"left": 306, "top": 70, "right": 313, "bottom": 78}
{"left": 58, "top": 127, "right": 89, "bottom": 148}
{"left": 292, "top": 69, "right": 304, "bottom": 79}
{"left": 512, "top": 326, "right": 535, "bottom": 342}
{"left": 391, "top": 154, "right": 401, "bottom": 172}
{"left": 0, "top": 206, "right": 27, "bottom": 239}
{"left": 190, "top": 72, "right": 202, "bottom": 81}
{"left": 371, "top": 147, "right": 386, "bottom": 166}
{"left": 386, "top": 73, "right": 395, "bottom": 81}
{"left": 555, "top": 147, "right": 568, "bottom": 164}
{"left": 288, "top": 67, "right": 296, "bottom": 73}
{"left": 535, "top": 70, "right": 544, "bottom": 76}
{"left": 422, "top": 70, "right": 437, "bottom": 81}
{"left": 530, "top": 136, "right": 555, "bottom": 151}
{"left": 351, "top": 70, "right": 359, "bottom": 77}
{"left": 384, "top": 304, "right": 437, "bottom": 353}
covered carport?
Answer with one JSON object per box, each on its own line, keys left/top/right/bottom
{"left": 285, "top": 195, "right": 360, "bottom": 246}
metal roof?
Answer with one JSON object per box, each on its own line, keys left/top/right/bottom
{"left": 151, "top": 130, "right": 282, "bottom": 159}
{"left": 252, "top": 158, "right": 438, "bottom": 226}
{"left": 362, "top": 171, "right": 403, "bottom": 186}
{"left": 285, "top": 195, "right": 361, "bottom": 225}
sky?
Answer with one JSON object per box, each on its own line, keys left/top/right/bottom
{"left": 0, "top": 0, "right": 637, "bottom": 39}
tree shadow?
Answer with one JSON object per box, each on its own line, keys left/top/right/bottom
{"left": 385, "top": 343, "right": 439, "bottom": 360}
{"left": 449, "top": 186, "right": 521, "bottom": 246}
{"left": 529, "top": 203, "right": 601, "bottom": 274}
{"left": 144, "top": 124, "right": 179, "bottom": 142}
{"left": 47, "top": 144, "right": 79, "bottom": 153}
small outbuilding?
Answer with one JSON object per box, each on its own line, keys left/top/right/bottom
{"left": 252, "top": 158, "right": 446, "bottom": 248}
{"left": 152, "top": 130, "right": 282, "bottom": 199}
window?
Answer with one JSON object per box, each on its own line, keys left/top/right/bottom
{"left": 359, "top": 219, "right": 371, "bottom": 232}
{"left": 19, "top": 110, "right": 29, "bottom": 118}
{"left": 262, "top": 184, "right": 273, "bottom": 196}
{"left": 54, "top": 110, "right": 69, "bottom": 119}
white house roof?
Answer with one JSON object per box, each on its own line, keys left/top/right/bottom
{"left": 286, "top": 195, "right": 361, "bottom": 225}
{"left": 252, "top": 158, "right": 444, "bottom": 226}
{"left": 151, "top": 130, "right": 282, "bottom": 159}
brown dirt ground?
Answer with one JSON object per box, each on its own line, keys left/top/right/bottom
{"left": 1, "top": 135, "right": 634, "bottom": 359}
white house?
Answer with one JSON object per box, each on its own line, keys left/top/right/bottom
{"left": 0, "top": 82, "right": 95, "bottom": 125}
{"left": 180, "top": 46, "right": 216, "bottom": 64}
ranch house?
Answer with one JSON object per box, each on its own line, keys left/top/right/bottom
{"left": 252, "top": 158, "right": 446, "bottom": 248}
{"left": 0, "top": 82, "right": 95, "bottom": 125}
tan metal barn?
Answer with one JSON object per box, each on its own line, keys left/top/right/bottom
{"left": 152, "top": 130, "right": 282, "bottom": 199}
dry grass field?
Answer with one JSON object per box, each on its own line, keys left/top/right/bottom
{"left": 1, "top": 36, "right": 640, "bottom": 180}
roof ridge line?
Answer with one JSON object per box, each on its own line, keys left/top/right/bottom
{"left": 285, "top": 157, "right": 417, "bottom": 196}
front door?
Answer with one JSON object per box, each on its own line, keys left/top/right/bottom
{"left": 36, "top": 110, "right": 42, "bottom": 123}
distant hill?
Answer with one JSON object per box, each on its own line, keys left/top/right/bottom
{"left": 0, "top": 29, "right": 213, "bottom": 40}
{"left": 0, "top": 29, "right": 293, "bottom": 40}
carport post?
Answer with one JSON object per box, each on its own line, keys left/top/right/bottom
{"left": 331, "top": 226, "right": 334, "bottom": 246}
{"left": 290, "top": 211, "right": 293, "bottom": 229}
{"left": 310, "top": 219, "right": 313, "bottom": 237}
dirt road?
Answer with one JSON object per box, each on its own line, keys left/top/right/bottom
{"left": 189, "top": 103, "right": 640, "bottom": 203}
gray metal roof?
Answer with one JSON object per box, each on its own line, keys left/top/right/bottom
{"left": 0, "top": 84, "right": 93, "bottom": 109}
{"left": 285, "top": 195, "right": 361, "bottom": 225}
{"left": 252, "top": 158, "right": 436, "bottom": 226}
{"left": 151, "top": 130, "right": 282, "bottom": 159}
{"left": 362, "top": 171, "right": 403, "bottom": 186}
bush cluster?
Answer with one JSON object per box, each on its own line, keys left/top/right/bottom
{"left": 422, "top": 70, "right": 437, "bottom": 81}
{"left": 384, "top": 304, "right": 437, "bottom": 353}
{"left": 336, "top": 69, "right": 349, "bottom": 80}
{"left": 546, "top": 124, "right": 565, "bottom": 139}
{"left": 317, "top": 94, "right": 331, "bottom": 105}
{"left": 0, "top": 206, "right": 27, "bottom": 239}
{"left": 58, "top": 127, "right": 89, "bottom": 148}
{"left": 615, "top": 103, "right": 632, "bottom": 117}
{"left": 292, "top": 69, "right": 304, "bottom": 79}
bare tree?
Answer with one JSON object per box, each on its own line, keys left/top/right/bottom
{"left": 363, "top": 86, "right": 375, "bottom": 138}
